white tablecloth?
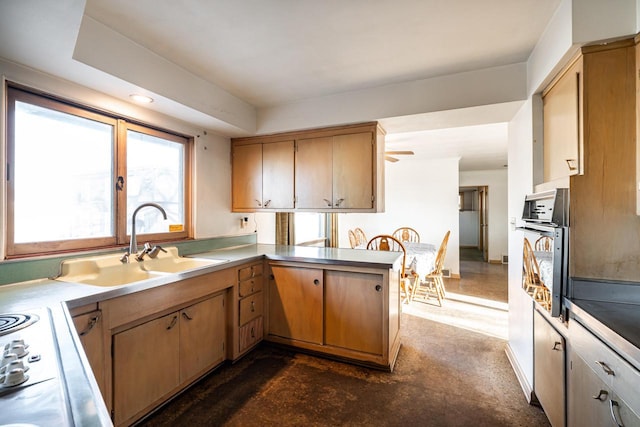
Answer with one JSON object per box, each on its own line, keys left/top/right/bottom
{"left": 404, "top": 242, "right": 437, "bottom": 278}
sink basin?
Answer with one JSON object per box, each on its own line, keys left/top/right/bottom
{"left": 141, "top": 249, "right": 229, "bottom": 273}
{"left": 57, "top": 254, "right": 169, "bottom": 287}
{"left": 56, "top": 247, "right": 228, "bottom": 287}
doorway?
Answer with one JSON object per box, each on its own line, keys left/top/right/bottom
{"left": 459, "top": 186, "right": 489, "bottom": 262}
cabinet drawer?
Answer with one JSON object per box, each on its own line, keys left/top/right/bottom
{"left": 239, "top": 316, "right": 263, "bottom": 353}
{"left": 570, "top": 319, "right": 640, "bottom": 414}
{"left": 239, "top": 277, "right": 263, "bottom": 298}
{"left": 239, "top": 292, "right": 263, "bottom": 326}
{"left": 238, "top": 263, "right": 263, "bottom": 281}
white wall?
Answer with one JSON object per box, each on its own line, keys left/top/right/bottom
{"left": 459, "top": 211, "right": 479, "bottom": 246}
{"left": 338, "top": 156, "right": 460, "bottom": 276}
{"left": 0, "top": 58, "right": 248, "bottom": 259}
{"left": 507, "top": 98, "right": 535, "bottom": 396}
{"left": 459, "top": 169, "right": 509, "bottom": 263}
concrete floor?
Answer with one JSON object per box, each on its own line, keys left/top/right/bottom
{"left": 139, "top": 253, "right": 550, "bottom": 427}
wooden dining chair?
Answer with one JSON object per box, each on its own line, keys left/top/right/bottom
{"left": 535, "top": 236, "right": 552, "bottom": 252}
{"left": 410, "top": 230, "right": 450, "bottom": 306}
{"left": 392, "top": 227, "right": 420, "bottom": 243}
{"left": 354, "top": 228, "right": 367, "bottom": 246}
{"left": 366, "top": 235, "right": 414, "bottom": 302}
{"left": 348, "top": 229, "right": 357, "bottom": 248}
{"left": 523, "top": 239, "right": 551, "bottom": 310}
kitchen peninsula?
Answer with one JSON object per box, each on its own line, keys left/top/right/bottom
{"left": 0, "top": 241, "right": 402, "bottom": 426}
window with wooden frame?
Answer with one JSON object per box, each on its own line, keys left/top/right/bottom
{"left": 5, "top": 85, "right": 191, "bottom": 258}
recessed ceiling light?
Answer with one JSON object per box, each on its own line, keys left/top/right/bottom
{"left": 129, "top": 94, "right": 153, "bottom": 103}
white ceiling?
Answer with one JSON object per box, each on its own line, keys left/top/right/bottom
{"left": 0, "top": 0, "right": 561, "bottom": 170}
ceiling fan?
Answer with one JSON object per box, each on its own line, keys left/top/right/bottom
{"left": 384, "top": 150, "right": 414, "bottom": 163}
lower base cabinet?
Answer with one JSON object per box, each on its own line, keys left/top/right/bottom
{"left": 568, "top": 350, "right": 640, "bottom": 427}
{"left": 266, "top": 261, "right": 400, "bottom": 370}
{"left": 533, "top": 309, "right": 565, "bottom": 427}
{"left": 112, "top": 293, "right": 226, "bottom": 426}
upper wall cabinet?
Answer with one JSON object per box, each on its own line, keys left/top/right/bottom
{"left": 231, "top": 122, "right": 385, "bottom": 213}
{"left": 232, "top": 140, "right": 294, "bottom": 211}
{"left": 542, "top": 55, "right": 584, "bottom": 183}
{"left": 296, "top": 132, "right": 373, "bottom": 210}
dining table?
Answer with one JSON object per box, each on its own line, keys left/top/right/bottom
{"left": 403, "top": 241, "right": 437, "bottom": 279}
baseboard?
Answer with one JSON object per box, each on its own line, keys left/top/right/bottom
{"left": 504, "top": 343, "right": 535, "bottom": 404}
{"left": 451, "top": 273, "right": 460, "bottom": 279}
{"left": 489, "top": 259, "right": 502, "bottom": 264}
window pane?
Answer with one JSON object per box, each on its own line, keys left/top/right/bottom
{"left": 294, "top": 213, "right": 326, "bottom": 245}
{"left": 13, "top": 101, "right": 113, "bottom": 243}
{"left": 126, "top": 130, "right": 185, "bottom": 234}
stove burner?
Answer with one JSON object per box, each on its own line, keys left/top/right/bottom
{"left": 0, "top": 314, "right": 39, "bottom": 336}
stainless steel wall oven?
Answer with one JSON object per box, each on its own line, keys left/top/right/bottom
{"left": 518, "top": 189, "right": 569, "bottom": 318}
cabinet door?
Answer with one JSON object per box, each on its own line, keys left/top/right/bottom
{"left": 534, "top": 310, "right": 565, "bottom": 427}
{"left": 325, "top": 270, "right": 383, "bottom": 355}
{"left": 568, "top": 351, "right": 614, "bottom": 427}
{"left": 113, "top": 313, "right": 180, "bottom": 426}
{"left": 333, "top": 132, "right": 374, "bottom": 209}
{"left": 179, "top": 294, "right": 226, "bottom": 383}
{"left": 268, "top": 265, "right": 323, "bottom": 343}
{"left": 262, "top": 140, "right": 294, "bottom": 209}
{"left": 295, "top": 136, "right": 333, "bottom": 209}
{"left": 232, "top": 143, "right": 263, "bottom": 209}
{"left": 72, "top": 310, "right": 105, "bottom": 397}
{"left": 543, "top": 56, "right": 583, "bottom": 182}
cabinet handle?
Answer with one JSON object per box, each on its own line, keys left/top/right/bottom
{"left": 334, "top": 198, "right": 345, "bottom": 207}
{"left": 79, "top": 314, "right": 100, "bottom": 337}
{"left": 323, "top": 198, "right": 333, "bottom": 207}
{"left": 182, "top": 312, "right": 193, "bottom": 321}
{"left": 610, "top": 400, "right": 624, "bottom": 427}
{"left": 251, "top": 301, "right": 255, "bottom": 312}
{"left": 166, "top": 315, "right": 178, "bottom": 330}
{"left": 552, "top": 341, "right": 562, "bottom": 351}
{"left": 565, "top": 159, "right": 578, "bottom": 171}
{"left": 251, "top": 268, "right": 255, "bottom": 278}
{"left": 592, "top": 389, "right": 608, "bottom": 401}
{"left": 595, "top": 361, "right": 615, "bottom": 376}
{"left": 264, "top": 199, "right": 271, "bottom": 207}
{"left": 313, "top": 279, "right": 320, "bottom": 286}
{"left": 375, "top": 285, "right": 382, "bottom": 292}
{"left": 255, "top": 199, "right": 262, "bottom": 207}
{"left": 250, "top": 327, "right": 255, "bottom": 338}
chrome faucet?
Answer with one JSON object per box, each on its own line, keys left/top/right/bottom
{"left": 128, "top": 202, "right": 167, "bottom": 262}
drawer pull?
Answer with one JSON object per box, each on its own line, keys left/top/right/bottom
{"left": 552, "top": 341, "right": 562, "bottom": 351}
{"left": 250, "top": 327, "right": 255, "bottom": 338}
{"left": 79, "top": 314, "right": 100, "bottom": 337}
{"left": 251, "top": 301, "right": 255, "bottom": 312}
{"left": 595, "top": 361, "right": 615, "bottom": 376}
{"left": 592, "top": 389, "right": 608, "bottom": 401}
{"left": 609, "top": 400, "right": 624, "bottom": 427}
{"left": 167, "top": 315, "right": 178, "bottom": 330}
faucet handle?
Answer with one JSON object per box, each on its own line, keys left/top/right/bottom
{"left": 120, "top": 251, "right": 130, "bottom": 264}
{"left": 148, "top": 245, "right": 167, "bottom": 259}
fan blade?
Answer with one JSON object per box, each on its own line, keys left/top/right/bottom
{"left": 385, "top": 155, "right": 399, "bottom": 163}
{"left": 384, "top": 150, "right": 414, "bottom": 156}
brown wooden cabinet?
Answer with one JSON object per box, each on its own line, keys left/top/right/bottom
{"left": 325, "top": 269, "right": 383, "bottom": 354}
{"left": 113, "top": 312, "right": 180, "bottom": 426}
{"left": 235, "top": 261, "right": 265, "bottom": 358}
{"left": 543, "top": 55, "right": 583, "bottom": 183}
{"left": 266, "top": 261, "right": 400, "bottom": 371}
{"left": 179, "top": 294, "right": 226, "bottom": 383}
{"left": 533, "top": 309, "right": 565, "bottom": 427}
{"left": 231, "top": 122, "right": 385, "bottom": 213}
{"left": 231, "top": 140, "right": 294, "bottom": 211}
{"left": 71, "top": 306, "right": 105, "bottom": 398}
{"left": 296, "top": 132, "right": 374, "bottom": 210}
{"left": 268, "top": 264, "right": 324, "bottom": 344}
